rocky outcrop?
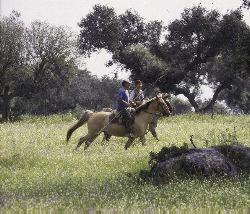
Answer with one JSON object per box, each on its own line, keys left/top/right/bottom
{"left": 141, "top": 145, "right": 250, "bottom": 183}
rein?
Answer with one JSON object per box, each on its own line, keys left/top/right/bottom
{"left": 142, "top": 110, "right": 159, "bottom": 116}
{"left": 142, "top": 101, "right": 169, "bottom": 116}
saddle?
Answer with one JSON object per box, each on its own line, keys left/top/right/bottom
{"left": 108, "top": 110, "right": 121, "bottom": 124}
{"left": 103, "top": 108, "right": 135, "bottom": 125}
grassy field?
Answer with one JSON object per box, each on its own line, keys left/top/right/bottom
{"left": 0, "top": 114, "right": 249, "bottom": 212}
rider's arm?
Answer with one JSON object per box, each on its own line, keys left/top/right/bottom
{"left": 117, "top": 90, "right": 130, "bottom": 106}
{"left": 119, "top": 98, "right": 130, "bottom": 106}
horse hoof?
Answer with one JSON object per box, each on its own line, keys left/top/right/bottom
{"left": 84, "top": 145, "right": 90, "bottom": 150}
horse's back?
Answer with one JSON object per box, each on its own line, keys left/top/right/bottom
{"left": 87, "top": 111, "right": 111, "bottom": 134}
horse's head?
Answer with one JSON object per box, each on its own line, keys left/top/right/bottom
{"left": 155, "top": 93, "right": 171, "bottom": 116}
{"left": 135, "top": 93, "right": 172, "bottom": 116}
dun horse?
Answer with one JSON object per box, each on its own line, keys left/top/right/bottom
{"left": 102, "top": 99, "right": 173, "bottom": 142}
{"left": 66, "top": 93, "right": 171, "bottom": 150}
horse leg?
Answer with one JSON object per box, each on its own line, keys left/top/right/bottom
{"left": 150, "top": 129, "right": 159, "bottom": 141}
{"left": 101, "top": 132, "right": 111, "bottom": 143}
{"left": 106, "top": 133, "right": 112, "bottom": 141}
{"left": 140, "top": 135, "right": 147, "bottom": 146}
{"left": 124, "top": 137, "right": 136, "bottom": 150}
{"left": 75, "top": 134, "right": 90, "bottom": 151}
{"left": 149, "top": 118, "right": 159, "bottom": 141}
{"left": 84, "top": 134, "right": 98, "bottom": 150}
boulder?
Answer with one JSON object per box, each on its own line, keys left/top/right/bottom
{"left": 141, "top": 145, "right": 250, "bottom": 183}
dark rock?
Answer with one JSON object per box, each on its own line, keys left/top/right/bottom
{"left": 215, "top": 145, "right": 250, "bottom": 172}
{"left": 142, "top": 145, "right": 250, "bottom": 183}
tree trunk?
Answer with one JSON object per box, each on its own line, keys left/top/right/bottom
{"left": 201, "top": 82, "right": 230, "bottom": 113}
{"left": 171, "top": 86, "right": 201, "bottom": 112}
{"left": 185, "top": 94, "right": 200, "bottom": 113}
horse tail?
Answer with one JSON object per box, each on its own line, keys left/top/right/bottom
{"left": 66, "top": 110, "right": 94, "bottom": 142}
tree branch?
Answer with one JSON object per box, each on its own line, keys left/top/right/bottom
{"left": 201, "top": 81, "right": 231, "bottom": 112}
{"left": 171, "top": 85, "right": 201, "bottom": 112}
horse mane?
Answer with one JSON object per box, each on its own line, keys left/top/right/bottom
{"left": 135, "top": 98, "right": 156, "bottom": 114}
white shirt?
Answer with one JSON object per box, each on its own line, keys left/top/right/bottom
{"left": 130, "top": 89, "right": 144, "bottom": 101}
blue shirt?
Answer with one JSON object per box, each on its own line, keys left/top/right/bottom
{"left": 117, "top": 87, "right": 129, "bottom": 111}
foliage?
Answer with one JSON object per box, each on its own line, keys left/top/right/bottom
{"left": 170, "top": 97, "right": 193, "bottom": 114}
{"left": 149, "top": 143, "right": 189, "bottom": 167}
{"left": 242, "top": 0, "right": 250, "bottom": 9}
{"left": 78, "top": 5, "right": 157, "bottom": 54}
{"left": 0, "top": 11, "right": 28, "bottom": 120}
{"left": 78, "top": 5, "right": 250, "bottom": 113}
{"left": 78, "top": 5, "right": 122, "bottom": 54}
{"left": 217, "top": 25, "right": 250, "bottom": 114}
{"left": 66, "top": 70, "right": 120, "bottom": 111}
{"left": 0, "top": 11, "right": 26, "bottom": 89}
{"left": 0, "top": 13, "right": 120, "bottom": 118}
{"left": 0, "top": 13, "right": 79, "bottom": 119}
{"left": 9, "top": 69, "right": 120, "bottom": 116}
{"left": 23, "top": 21, "right": 79, "bottom": 114}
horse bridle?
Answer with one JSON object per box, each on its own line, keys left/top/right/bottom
{"left": 157, "top": 101, "right": 170, "bottom": 115}
{"left": 142, "top": 100, "right": 169, "bottom": 116}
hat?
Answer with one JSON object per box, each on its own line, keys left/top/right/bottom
{"left": 122, "top": 79, "right": 131, "bottom": 86}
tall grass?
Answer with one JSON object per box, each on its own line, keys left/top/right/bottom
{"left": 0, "top": 114, "right": 249, "bottom": 211}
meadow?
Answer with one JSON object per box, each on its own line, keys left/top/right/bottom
{"left": 0, "top": 114, "right": 249, "bottom": 212}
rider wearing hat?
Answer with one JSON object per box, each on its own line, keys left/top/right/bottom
{"left": 117, "top": 80, "right": 135, "bottom": 138}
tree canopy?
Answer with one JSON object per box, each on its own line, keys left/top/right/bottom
{"left": 0, "top": 12, "right": 120, "bottom": 120}
{"left": 78, "top": 5, "right": 250, "bottom": 113}
{"left": 242, "top": 0, "right": 250, "bottom": 9}
{"left": 0, "top": 11, "right": 28, "bottom": 119}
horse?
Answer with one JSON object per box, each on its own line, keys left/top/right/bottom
{"left": 66, "top": 93, "right": 171, "bottom": 150}
{"left": 102, "top": 99, "right": 173, "bottom": 142}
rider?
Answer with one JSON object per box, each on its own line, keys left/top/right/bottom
{"left": 117, "top": 80, "right": 135, "bottom": 138}
{"left": 130, "top": 80, "right": 160, "bottom": 140}
{"left": 130, "top": 80, "right": 144, "bottom": 106}
{"left": 131, "top": 82, "right": 168, "bottom": 141}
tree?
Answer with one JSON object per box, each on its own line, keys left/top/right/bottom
{"left": 242, "top": 0, "right": 250, "bottom": 9}
{"left": 67, "top": 70, "right": 119, "bottom": 110}
{"left": 25, "top": 21, "right": 79, "bottom": 114}
{"left": 78, "top": 5, "right": 249, "bottom": 113}
{"left": 78, "top": 4, "right": 155, "bottom": 55}
{"left": 208, "top": 11, "right": 250, "bottom": 114}
{"left": 78, "top": 4, "right": 122, "bottom": 54}
{"left": 1, "top": 11, "right": 122, "bottom": 118}
{"left": 135, "top": 8, "right": 248, "bottom": 113}
{"left": 219, "top": 80, "right": 249, "bottom": 114}
{"left": 0, "top": 11, "right": 27, "bottom": 120}
{"left": 170, "top": 98, "right": 193, "bottom": 114}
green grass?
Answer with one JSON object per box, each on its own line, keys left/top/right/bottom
{"left": 0, "top": 114, "right": 249, "bottom": 212}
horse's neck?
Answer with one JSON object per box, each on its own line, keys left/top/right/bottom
{"left": 134, "top": 102, "right": 157, "bottom": 130}
{"left": 135, "top": 111, "right": 152, "bottom": 122}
